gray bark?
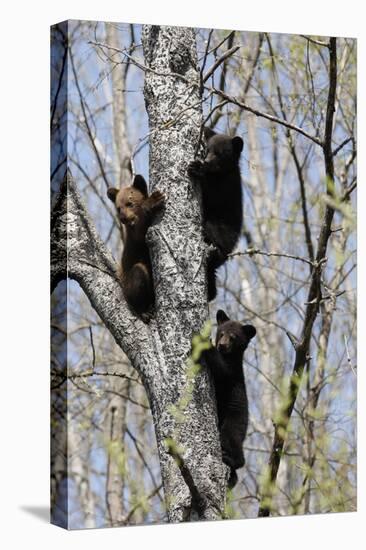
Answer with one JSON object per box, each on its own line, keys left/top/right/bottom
{"left": 141, "top": 24, "right": 227, "bottom": 521}
{"left": 51, "top": 24, "right": 228, "bottom": 523}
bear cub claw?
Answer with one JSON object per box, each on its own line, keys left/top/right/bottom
{"left": 150, "top": 190, "right": 165, "bottom": 210}
{"left": 188, "top": 159, "right": 203, "bottom": 180}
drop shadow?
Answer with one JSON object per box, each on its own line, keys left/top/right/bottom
{"left": 20, "top": 506, "right": 49, "bottom": 523}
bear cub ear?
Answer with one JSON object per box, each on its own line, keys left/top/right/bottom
{"left": 242, "top": 324, "right": 256, "bottom": 340}
{"left": 107, "top": 187, "right": 119, "bottom": 203}
{"left": 203, "top": 126, "right": 217, "bottom": 142}
{"left": 232, "top": 136, "right": 244, "bottom": 155}
{"left": 133, "top": 175, "right": 148, "bottom": 197}
{"left": 216, "top": 309, "right": 230, "bottom": 325}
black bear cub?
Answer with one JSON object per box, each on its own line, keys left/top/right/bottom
{"left": 188, "top": 127, "right": 244, "bottom": 300}
{"left": 201, "top": 309, "right": 256, "bottom": 488}
{"left": 107, "top": 175, "right": 165, "bottom": 321}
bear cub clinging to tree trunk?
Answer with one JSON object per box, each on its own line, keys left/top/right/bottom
{"left": 200, "top": 309, "right": 256, "bottom": 488}
{"left": 188, "top": 127, "right": 244, "bottom": 300}
{"left": 107, "top": 175, "right": 165, "bottom": 322}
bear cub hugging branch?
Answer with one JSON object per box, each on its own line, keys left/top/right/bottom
{"left": 107, "top": 175, "right": 165, "bottom": 322}
{"left": 200, "top": 309, "right": 256, "bottom": 488}
{"left": 188, "top": 127, "right": 244, "bottom": 300}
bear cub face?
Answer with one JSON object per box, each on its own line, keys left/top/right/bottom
{"left": 107, "top": 175, "right": 164, "bottom": 231}
{"left": 203, "top": 127, "right": 243, "bottom": 173}
{"left": 106, "top": 175, "right": 165, "bottom": 322}
{"left": 109, "top": 183, "right": 146, "bottom": 227}
{"left": 216, "top": 309, "right": 256, "bottom": 356}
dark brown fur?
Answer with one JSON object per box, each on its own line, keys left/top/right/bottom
{"left": 107, "top": 175, "right": 165, "bottom": 321}
{"left": 188, "top": 127, "right": 244, "bottom": 300}
{"left": 200, "top": 309, "right": 256, "bottom": 487}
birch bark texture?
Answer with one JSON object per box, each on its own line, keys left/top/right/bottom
{"left": 141, "top": 24, "right": 227, "bottom": 521}
{"left": 51, "top": 24, "right": 228, "bottom": 523}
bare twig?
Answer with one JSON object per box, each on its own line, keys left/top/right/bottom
{"left": 68, "top": 370, "right": 139, "bottom": 383}
{"left": 51, "top": 35, "right": 68, "bottom": 130}
{"left": 217, "top": 31, "right": 235, "bottom": 92}
{"left": 210, "top": 87, "right": 323, "bottom": 146}
{"left": 89, "top": 326, "right": 96, "bottom": 371}
{"left": 202, "top": 100, "right": 228, "bottom": 127}
{"left": 332, "top": 136, "right": 353, "bottom": 157}
{"left": 211, "top": 33, "right": 264, "bottom": 128}
{"left": 89, "top": 40, "right": 193, "bottom": 85}
{"left": 344, "top": 335, "right": 356, "bottom": 376}
{"left": 199, "top": 30, "right": 236, "bottom": 60}
{"left": 122, "top": 484, "right": 163, "bottom": 524}
{"left": 229, "top": 247, "right": 315, "bottom": 267}
{"left": 202, "top": 45, "right": 240, "bottom": 83}
{"left": 286, "top": 331, "right": 300, "bottom": 350}
{"left": 193, "top": 96, "right": 225, "bottom": 157}
{"left": 69, "top": 377, "right": 149, "bottom": 409}
{"left": 200, "top": 29, "right": 214, "bottom": 80}
{"left": 300, "top": 35, "right": 329, "bottom": 48}
{"left": 125, "top": 428, "right": 164, "bottom": 500}
{"left": 243, "top": 34, "right": 265, "bottom": 98}
{"left": 342, "top": 180, "right": 357, "bottom": 201}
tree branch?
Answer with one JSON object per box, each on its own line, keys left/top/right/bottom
{"left": 210, "top": 87, "right": 323, "bottom": 146}
{"left": 332, "top": 136, "right": 353, "bottom": 157}
{"left": 199, "top": 30, "right": 236, "bottom": 60}
{"left": 51, "top": 172, "right": 154, "bottom": 379}
{"left": 300, "top": 35, "right": 329, "bottom": 48}
{"left": 89, "top": 40, "right": 193, "bottom": 85}
{"left": 202, "top": 45, "right": 240, "bottom": 83}
{"left": 229, "top": 247, "right": 315, "bottom": 267}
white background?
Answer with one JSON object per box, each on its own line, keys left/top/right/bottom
{"left": 0, "top": 0, "right": 363, "bottom": 548}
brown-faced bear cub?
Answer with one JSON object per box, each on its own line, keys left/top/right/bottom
{"left": 188, "top": 127, "right": 244, "bottom": 300}
{"left": 200, "top": 309, "right": 256, "bottom": 488}
{"left": 107, "top": 175, "right": 165, "bottom": 321}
